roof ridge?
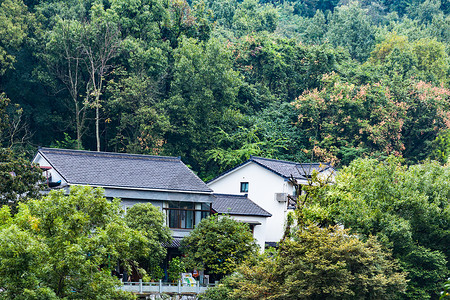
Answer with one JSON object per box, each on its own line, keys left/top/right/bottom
{"left": 251, "top": 156, "right": 299, "bottom": 165}
{"left": 251, "top": 156, "right": 329, "bottom": 166}
{"left": 39, "top": 147, "right": 180, "bottom": 161}
{"left": 213, "top": 193, "right": 247, "bottom": 197}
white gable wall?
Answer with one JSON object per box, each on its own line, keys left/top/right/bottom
{"left": 32, "top": 154, "right": 67, "bottom": 184}
{"left": 208, "top": 162, "right": 290, "bottom": 244}
{"left": 226, "top": 214, "right": 267, "bottom": 250}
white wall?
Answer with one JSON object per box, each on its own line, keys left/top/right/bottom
{"left": 209, "top": 162, "right": 291, "bottom": 244}
{"left": 224, "top": 214, "right": 267, "bottom": 251}
{"left": 32, "top": 154, "right": 66, "bottom": 184}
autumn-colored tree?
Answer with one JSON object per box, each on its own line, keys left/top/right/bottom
{"left": 294, "top": 73, "right": 450, "bottom": 164}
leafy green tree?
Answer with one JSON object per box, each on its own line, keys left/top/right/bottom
{"left": 0, "top": 186, "right": 151, "bottom": 299}
{"left": 327, "top": 1, "right": 376, "bottom": 62}
{"left": 201, "top": 224, "right": 407, "bottom": 300}
{"left": 206, "top": 125, "right": 286, "bottom": 175}
{"left": 0, "top": 147, "right": 44, "bottom": 210}
{"left": 232, "top": 35, "right": 346, "bottom": 103}
{"left": 291, "top": 0, "right": 340, "bottom": 18}
{"left": 232, "top": 0, "right": 278, "bottom": 37}
{"left": 163, "top": 36, "right": 242, "bottom": 176}
{"left": 302, "top": 9, "right": 326, "bottom": 44}
{"left": 0, "top": 0, "right": 32, "bottom": 75}
{"left": 181, "top": 215, "right": 258, "bottom": 279}
{"left": 368, "top": 32, "right": 449, "bottom": 84}
{"left": 194, "top": 0, "right": 237, "bottom": 28}
{"left": 442, "top": 279, "right": 450, "bottom": 300}
{"left": 168, "top": 257, "right": 186, "bottom": 282}
{"left": 0, "top": 222, "right": 58, "bottom": 299}
{"left": 105, "top": 72, "right": 170, "bottom": 154}
{"left": 125, "top": 202, "right": 172, "bottom": 279}
{"left": 305, "top": 158, "right": 450, "bottom": 299}
{"left": 430, "top": 129, "right": 450, "bottom": 164}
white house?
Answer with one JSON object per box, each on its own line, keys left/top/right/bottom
{"left": 32, "top": 147, "right": 215, "bottom": 242}
{"left": 207, "top": 156, "right": 335, "bottom": 247}
{"left": 32, "top": 148, "right": 271, "bottom": 248}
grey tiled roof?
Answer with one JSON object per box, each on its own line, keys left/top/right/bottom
{"left": 250, "top": 156, "right": 332, "bottom": 180}
{"left": 37, "top": 148, "right": 212, "bottom": 193}
{"left": 212, "top": 194, "right": 271, "bottom": 217}
{"left": 163, "top": 237, "right": 183, "bottom": 248}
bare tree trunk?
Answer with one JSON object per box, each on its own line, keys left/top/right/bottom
{"left": 96, "top": 99, "right": 100, "bottom": 151}
{"left": 80, "top": 21, "right": 121, "bottom": 152}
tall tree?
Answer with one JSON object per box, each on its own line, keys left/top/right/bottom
{"left": 303, "top": 158, "right": 450, "bottom": 299}
{"left": 181, "top": 215, "right": 257, "bottom": 279}
{"left": 0, "top": 186, "right": 153, "bottom": 299}
{"left": 80, "top": 6, "right": 122, "bottom": 151}
{"left": 0, "top": 0, "right": 31, "bottom": 76}
{"left": 44, "top": 18, "right": 88, "bottom": 149}
{"left": 200, "top": 224, "right": 407, "bottom": 300}
{"left": 327, "top": 1, "right": 376, "bottom": 62}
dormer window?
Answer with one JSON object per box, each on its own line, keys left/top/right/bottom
{"left": 240, "top": 182, "right": 249, "bottom": 193}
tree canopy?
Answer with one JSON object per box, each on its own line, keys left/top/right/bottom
{"left": 302, "top": 158, "right": 450, "bottom": 299}
{"left": 181, "top": 214, "right": 258, "bottom": 278}
{"left": 200, "top": 224, "right": 408, "bottom": 300}
{"left": 0, "top": 186, "right": 162, "bottom": 299}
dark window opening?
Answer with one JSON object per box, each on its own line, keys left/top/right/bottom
{"left": 164, "top": 201, "right": 211, "bottom": 229}
{"left": 240, "top": 182, "right": 249, "bottom": 193}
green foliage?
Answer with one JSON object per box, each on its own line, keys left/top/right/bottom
{"left": 163, "top": 36, "right": 242, "bottom": 176}
{"left": 368, "top": 32, "right": 449, "bottom": 84}
{"left": 442, "top": 278, "right": 450, "bottom": 299}
{"left": 0, "top": 147, "right": 44, "bottom": 210}
{"left": 308, "top": 158, "right": 450, "bottom": 299}
{"left": 327, "top": 1, "right": 376, "bottom": 62}
{"left": 0, "top": 0, "right": 32, "bottom": 75}
{"left": 125, "top": 202, "right": 172, "bottom": 265}
{"left": 232, "top": 35, "right": 346, "bottom": 103}
{"left": 0, "top": 186, "right": 143, "bottom": 299}
{"left": 232, "top": 0, "right": 278, "bottom": 37}
{"left": 168, "top": 257, "right": 186, "bottom": 282}
{"left": 206, "top": 125, "right": 286, "bottom": 175}
{"left": 203, "top": 224, "right": 407, "bottom": 300}
{"left": 294, "top": 74, "right": 450, "bottom": 165}
{"left": 147, "top": 260, "right": 165, "bottom": 281}
{"left": 0, "top": 93, "right": 9, "bottom": 137}
{"left": 430, "top": 129, "right": 450, "bottom": 163}
{"left": 181, "top": 214, "right": 258, "bottom": 277}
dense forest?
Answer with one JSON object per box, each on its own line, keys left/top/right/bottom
{"left": 2, "top": 0, "right": 450, "bottom": 180}
{"left": 1, "top": 1, "right": 450, "bottom": 299}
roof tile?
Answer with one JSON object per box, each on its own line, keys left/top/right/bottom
{"left": 212, "top": 193, "right": 271, "bottom": 217}
{"left": 38, "top": 148, "right": 212, "bottom": 193}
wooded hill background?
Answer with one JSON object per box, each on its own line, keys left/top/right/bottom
{"left": 2, "top": 0, "right": 450, "bottom": 179}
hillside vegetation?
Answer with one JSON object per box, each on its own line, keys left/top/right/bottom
{"left": 2, "top": 0, "right": 450, "bottom": 179}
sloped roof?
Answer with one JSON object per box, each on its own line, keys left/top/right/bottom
{"left": 36, "top": 148, "right": 212, "bottom": 193}
{"left": 250, "top": 156, "right": 333, "bottom": 180}
{"left": 212, "top": 194, "right": 271, "bottom": 217}
{"left": 208, "top": 156, "right": 334, "bottom": 183}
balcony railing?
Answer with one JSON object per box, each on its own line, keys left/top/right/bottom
{"left": 120, "top": 279, "right": 216, "bottom": 295}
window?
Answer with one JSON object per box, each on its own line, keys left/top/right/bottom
{"left": 165, "top": 201, "right": 211, "bottom": 229}
{"left": 240, "top": 182, "right": 249, "bottom": 193}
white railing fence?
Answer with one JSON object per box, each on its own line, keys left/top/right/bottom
{"left": 120, "top": 279, "right": 216, "bottom": 294}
